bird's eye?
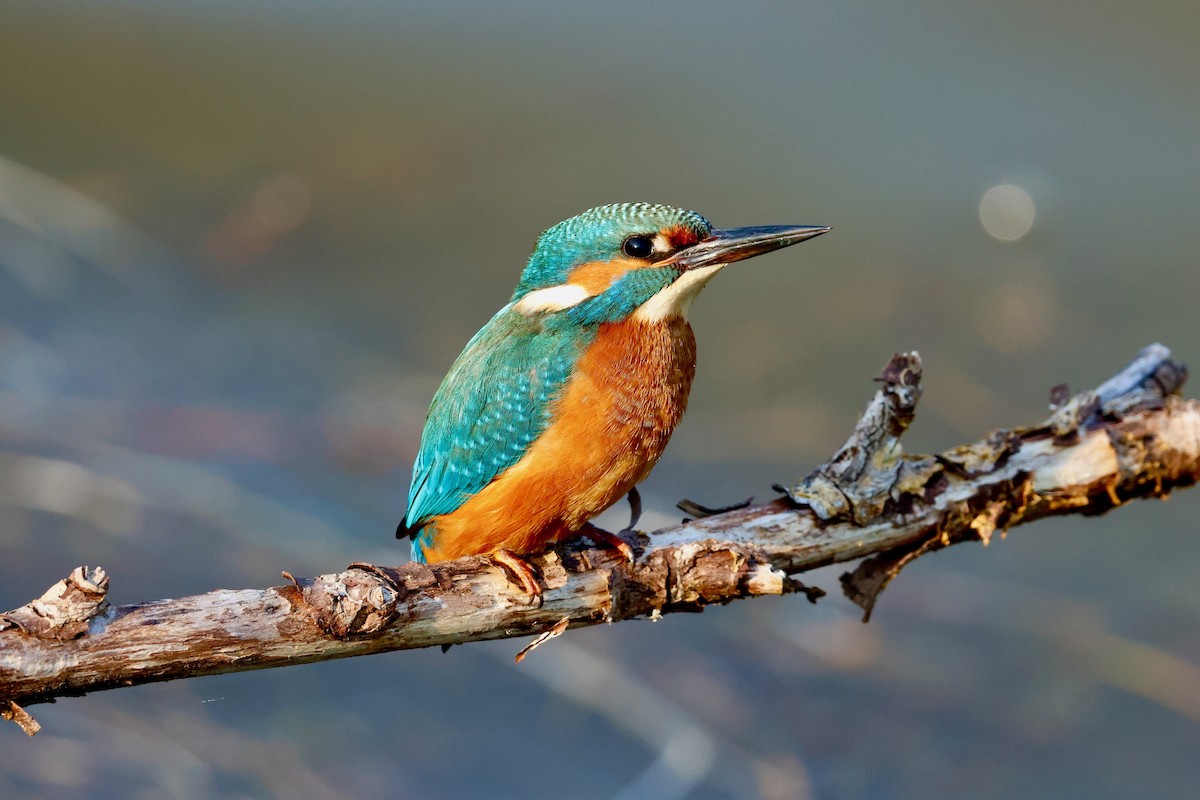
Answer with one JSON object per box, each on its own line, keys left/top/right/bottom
{"left": 622, "top": 235, "right": 654, "bottom": 259}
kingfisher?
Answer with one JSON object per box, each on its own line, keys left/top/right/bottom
{"left": 398, "top": 203, "right": 828, "bottom": 595}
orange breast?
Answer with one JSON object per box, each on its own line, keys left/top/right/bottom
{"left": 420, "top": 317, "right": 697, "bottom": 561}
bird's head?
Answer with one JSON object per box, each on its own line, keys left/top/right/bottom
{"left": 511, "top": 203, "right": 828, "bottom": 325}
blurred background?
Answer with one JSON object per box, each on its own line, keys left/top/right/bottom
{"left": 2, "top": 1, "right": 1199, "bottom": 797}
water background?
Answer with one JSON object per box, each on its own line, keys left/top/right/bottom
{"left": 2, "top": 3, "right": 1199, "bottom": 797}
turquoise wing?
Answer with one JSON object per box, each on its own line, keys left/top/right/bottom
{"left": 401, "top": 306, "right": 588, "bottom": 554}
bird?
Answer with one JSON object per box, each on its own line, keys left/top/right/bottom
{"left": 398, "top": 202, "right": 828, "bottom": 596}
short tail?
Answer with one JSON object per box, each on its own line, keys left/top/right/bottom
{"left": 397, "top": 517, "right": 429, "bottom": 563}
{"left": 395, "top": 518, "right": 415, "bottom": 540}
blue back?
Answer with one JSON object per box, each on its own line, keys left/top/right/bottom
{"left": 405, "top": 306, "right": 593, "bottom": 559}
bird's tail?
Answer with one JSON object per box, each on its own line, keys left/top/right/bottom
{"left": 395, "top": 518, "right": 418, "bottom": 540}
{"left": 397, "top": 517, "right": 430, "bottom": 563}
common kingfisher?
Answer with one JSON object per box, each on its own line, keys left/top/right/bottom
{"left": 399, "top": 203, "right": 828, "bottom": 595}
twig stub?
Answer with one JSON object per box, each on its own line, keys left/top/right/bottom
{"left": 0, "top": 699, "right": 40, "bottom": 737}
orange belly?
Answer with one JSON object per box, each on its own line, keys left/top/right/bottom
{"left": 419, "top": 316, "right": 696, "bottom": 561}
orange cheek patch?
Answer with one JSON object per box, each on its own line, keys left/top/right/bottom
{"left": 567, "top": 259, "right": 638, "bottom": 294}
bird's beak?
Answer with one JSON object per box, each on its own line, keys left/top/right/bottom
{"left": 671, "top": 224, "right": 830, "bottom": 271}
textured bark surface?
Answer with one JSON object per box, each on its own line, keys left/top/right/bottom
{"left": 2, "top": 344, "right": 1197, "bottom": 735}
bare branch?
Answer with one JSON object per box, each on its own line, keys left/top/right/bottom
{"left": 2, "top": 344, "right": 1197, "bottom": 734}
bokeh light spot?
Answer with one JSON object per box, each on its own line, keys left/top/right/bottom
{"left": 979, "top": 184, "right": 1035, "bottom": 241}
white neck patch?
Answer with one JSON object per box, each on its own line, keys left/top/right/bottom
{"left": 632, "top": 264, "right": 725, "bottom": 322}
{"left": 514, "top": 283, "right": 590, "bottom": 315}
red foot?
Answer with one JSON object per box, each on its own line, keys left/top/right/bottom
{"left": 490, "top": 549, "right": 542, "bottom": 601}
{"left": 581, "top": 525, "right": 635, "bottom": 563}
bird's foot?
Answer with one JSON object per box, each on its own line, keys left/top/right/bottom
{"left": 489, "top": 549, "right": 543, "bottom": 603}
{"left": 581, "top": 524, "right": 635, "bottom": 564}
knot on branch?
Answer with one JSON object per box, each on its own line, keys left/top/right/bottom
{"left": 1, "top": 566, "right": 111, "bottom": 640}
{"left": 786, "top": 351, "right": 925, "bottom": 523}
{"left": 289, "top": 562, "right": 444, "bottom": 637}
{"left": 664, "top": 544, "right": 772, "bottom": 609}
{"left": 602, "top": 540, "right": 823, "bottom": 620}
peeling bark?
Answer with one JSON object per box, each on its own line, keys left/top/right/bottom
{"left": 1, "top": 344, "right": 1197, "bottom": 735}
{"left": 1, "top": 567, "right": 110, "bottom": 640}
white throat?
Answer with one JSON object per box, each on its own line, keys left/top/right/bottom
{"left": 632, "top": 264, "right": 726, "bottom": 322}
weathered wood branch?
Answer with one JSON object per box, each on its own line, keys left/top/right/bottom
{"left": 2, "top": 344, "right": 1197, "bottom": 735}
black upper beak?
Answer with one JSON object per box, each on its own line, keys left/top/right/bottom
{"left": 671, "top": 224, "right": 830, "bottom": 271}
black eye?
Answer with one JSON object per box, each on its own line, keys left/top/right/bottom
{"left": 622, "top": 235, "right": 654, "bottom": 259}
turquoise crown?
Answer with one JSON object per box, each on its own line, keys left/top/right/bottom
{"left": 513, "top": 203, "right": 712, "bottom": 298}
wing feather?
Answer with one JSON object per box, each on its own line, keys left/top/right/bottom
{"left": 403, "top": 306, "right": 587, "bottom": 534}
